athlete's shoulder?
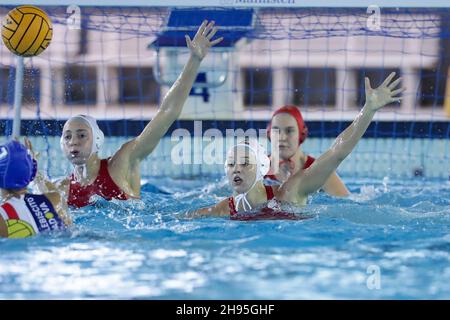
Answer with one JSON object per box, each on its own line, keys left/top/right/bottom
{"left": 111, "top": 139, "right": 136, "bottom": 162}
{"left": 108, "top": 140, "right": 136, "bottom": 174}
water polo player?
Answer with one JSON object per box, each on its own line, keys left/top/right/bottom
{"left": 40, "top": 20, "right": 223, "bottom": 208}
{"left": 265, "top": 105, "right": 349, "bottom": 197}
{"left": 190, "top": 73, "right": 404, "bottom": 220}
{"left": 0, "top": 140, "right": 71, "bottom": 238}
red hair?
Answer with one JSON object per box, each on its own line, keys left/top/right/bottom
{"left": 266, "top": 105, "right": 308, "bottom": 145}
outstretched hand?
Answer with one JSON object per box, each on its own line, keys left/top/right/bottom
{"left": 365, "top": 72, "right": 405, "bottom": 112}
{"left": 23, "top": 137, "right": 39, "bottom": 161}
{"left": 186, "top": 20, "right": 223, "bottom": 61}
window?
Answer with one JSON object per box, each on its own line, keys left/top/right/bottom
{"left": 64, "top": 65, "right": 97, "bottom": 105}
{"left": 117, "top": 67, "right": 159, "bottom": 105}
{"left": 356, "top": 68, "right": 401, "bottom": 108}
{"left": 22, "top": 68, "right": 40, "bottom": 105}
{"left": 243, "top": 67, "right": 272, "bottom": 107}
{"left": 0, "top": 67, "right": 14, "bottom": 105}
{"left": 0, "top": 67, "right": 40, "bottom": 105}
{"left": 292, "top": 68, "right": 336, "bottom": 107}
{"left": 418, "top": 68, "right": 446, "bottom": 107}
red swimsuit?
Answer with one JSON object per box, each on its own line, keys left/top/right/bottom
{"left": 228, "top": 185, "right": 303, "bottom": 221}
{"left": 68, "top": 159, "right": 131, "bottom": 208}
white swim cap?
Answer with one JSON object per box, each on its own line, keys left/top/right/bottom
{"left": 60, "top": 114, "right": 104, "bottom": 155}
{"left": 224, "top": 140, "right": 270, "bottom": 212}
{"left": 224, "top": 140, "right": 270, "bottom": 182}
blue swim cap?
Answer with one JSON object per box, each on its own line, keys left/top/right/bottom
{"left": 0, "top": 141, "right": 37, "bottom": 189}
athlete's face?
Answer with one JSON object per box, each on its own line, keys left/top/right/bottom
{"left": 270, "top": 113, "right": 299, "bottom": 159}
{"left": 226, "top": 146, "right": 258, "bottom": 194}
{"left": 62, "top": 119, "right": 93, "bottom": 165}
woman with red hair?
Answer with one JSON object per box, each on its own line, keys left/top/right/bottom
{"left": 266, "top": 105, "right": 350, "bottom": 197}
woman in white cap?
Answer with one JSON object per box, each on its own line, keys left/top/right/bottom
{"left": 38, "top": 20, "right": 223, "bottom": 208}
{"left": 190, "top": 73, "right": 404, "bottom": 220}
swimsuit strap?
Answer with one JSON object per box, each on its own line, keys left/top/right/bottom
{"left": 264, "top": 185, "right": 275, "bottom": 200}
{"left": 97, "top": 158, "right": 110, "bottom": 178}
{"left": 228, "top": 197, "right": 237, "bottom": 216}
{"left": 303, "top": 155, "right": 315, "bottom": 169}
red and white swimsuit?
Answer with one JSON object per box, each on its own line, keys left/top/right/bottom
{"left": 68, "top": 158, "right": 132, "bottom": 208}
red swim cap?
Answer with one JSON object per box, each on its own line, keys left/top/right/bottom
{"left": 267, "top": 105, "right": 308, "bottom": 145}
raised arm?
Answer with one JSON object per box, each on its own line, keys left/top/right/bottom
{"left": 23, "top": 137, "right": 66, "bottom": 194}
{"left": 281, "top": 72, "right": 404, "bottom": 198}
{"left": 118, "top": 20, "right": 223, "bottom": 164}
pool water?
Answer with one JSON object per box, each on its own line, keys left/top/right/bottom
{"left": 0, "top": 176, "right": 449, "bottom": 299}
